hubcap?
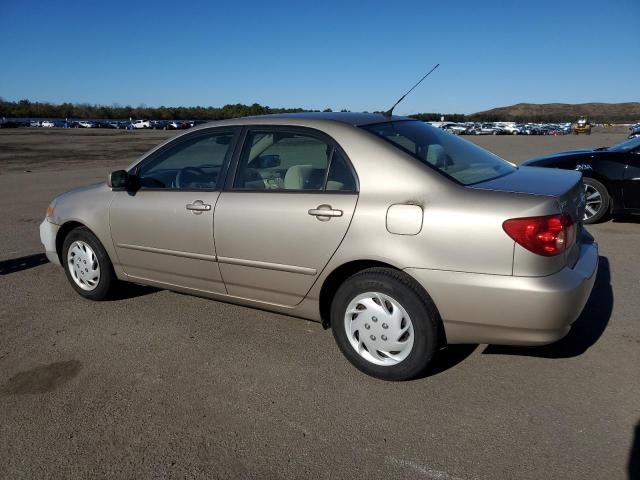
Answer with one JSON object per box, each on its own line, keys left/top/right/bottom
{"left": 67, "top": 240, "right": 100, "bottom": 291}
{"left": 584, "top": 184, "right": 602, "bottom": 221}
{"left": 343, "top": 292, "right": 414, "bottom": 366}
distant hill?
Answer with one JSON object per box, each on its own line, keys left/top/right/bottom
{"left": 470, "top": 102, "right": 640, "bottom": 123}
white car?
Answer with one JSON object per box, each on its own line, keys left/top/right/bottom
{"left": 78, "top": 121, "right": 94, "bottom": 128}
{"left": 473, "top": 123, "right": 499, "bottom": 135}
{"left": 496, "top": 123, "right": 520, "bottom": 135}
{"left": 41, "top": 120, "right": 55, "bottom": 128}
{"left": 133, "top": 120, "right": 151, "bottom": 129}
{"left": 441, "top": 123, "right": 468, "bottom": 135}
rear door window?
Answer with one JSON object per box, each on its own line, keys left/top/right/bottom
{"left": 233, "top": 129, "right": 357, "bottom": 192}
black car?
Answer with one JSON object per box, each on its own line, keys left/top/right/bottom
{"left": 523, "top": 136, "right": 640, "bottom": 223}
{"left": 150, "top": 120, "right": 171, "bottom": 130}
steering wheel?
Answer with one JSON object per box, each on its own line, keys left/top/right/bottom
{"left": 175, "top": 166, "right": 208, "bottom": 189}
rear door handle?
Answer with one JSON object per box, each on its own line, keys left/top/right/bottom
{"left": 186, "top": 200, "right": 211, "bottom": 214}
{"left": 308, "top": 204, "right": 343, "bottom": 221}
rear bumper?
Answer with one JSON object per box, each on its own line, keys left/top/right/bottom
{"left": 405, "top": 240, "right": 598, "bottom": 346}
{"left": 39, "top": 219, "right": 61, "bottom": 266}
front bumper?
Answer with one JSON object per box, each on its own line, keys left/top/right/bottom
{"left": 39, "top": 219, "right": 61, "bottom": 266}
{"left": 406, "top": 240, "right": 599, "bottom": 346}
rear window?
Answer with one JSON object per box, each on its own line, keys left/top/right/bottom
{"left": 361, "top": 120, "right": 516, "bottom": 185}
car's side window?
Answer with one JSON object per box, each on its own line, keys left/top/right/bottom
{"left": 234, "top": 131, "right": 330, "bottom": 191}
{"left": 137, "top": 131, "right": 234, "bottom": 190}
{"left": 326, "top": 150, "right": 357, "bottom": 191}
{"left": 233, "top": 129, "right": 356, "bottom": 192}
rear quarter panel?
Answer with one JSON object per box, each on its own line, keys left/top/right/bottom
{"left": 304, "top": 130, "right": 567, "bottom": 309}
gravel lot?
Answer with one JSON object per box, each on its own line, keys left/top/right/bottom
{"left": 0, "top": 128, "right": 638, "bottom": 479}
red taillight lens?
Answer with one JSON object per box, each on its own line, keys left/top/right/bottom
{"left": 503, "top": 214, "right": 574, "bottom": 257}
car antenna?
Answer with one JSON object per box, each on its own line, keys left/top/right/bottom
{"left": 383, "top": 63, "right": 440, "bottom": 117}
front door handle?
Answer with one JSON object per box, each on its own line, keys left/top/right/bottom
{"left": 186, "top": 200, "right": 211, "bottom": 215}
{"left": 308, "top": 204, "right": 343, "bottom": 221}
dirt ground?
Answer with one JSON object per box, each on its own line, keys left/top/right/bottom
{"left": 0, "top": 127, "right": 638, "bottom": 480}
{"left": 0, "top": 126, "right": 629, "bottom": 174}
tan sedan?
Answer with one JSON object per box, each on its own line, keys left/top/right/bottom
{"left": 40, "top": 113, "right": 598, "bottom": 380}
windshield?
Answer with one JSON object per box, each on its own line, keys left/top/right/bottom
{"left": 608, "top": 136, "right": 640, "bottom": 152}
{"left": 361, "top": 120, "right": 516, "bottom": 185}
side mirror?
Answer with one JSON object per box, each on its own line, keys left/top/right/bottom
{"left": 107, "top": 170, "right": 129, "bottom": 189}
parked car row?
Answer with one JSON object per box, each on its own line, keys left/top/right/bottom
{"left": 10, "top": 119, "right": 209, "bottom": 130}
{"left": 628, "top": 122, "right": 640, "bottom": 139}
{"left": 434, "top": 121, "right": 574, "bottom": 136}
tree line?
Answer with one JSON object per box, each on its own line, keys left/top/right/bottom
{"left": 0, "top": 99, "right": 307, "bottom": 121}
{"left": 1, "top": 98, "right": 635, "bottom": 123}
{"left": 0, "top": 98, "right": 469, "bottom": 122}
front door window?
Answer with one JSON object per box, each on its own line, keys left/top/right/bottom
{"left": 137, "top": 132, "right": 234, "bottom": 190}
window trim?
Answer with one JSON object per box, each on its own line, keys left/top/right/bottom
{"left": 128, "top": 126, "right": 241, "bottom": 193}
{"left": 224, "top": 125, "right": 359, "bottom": 194}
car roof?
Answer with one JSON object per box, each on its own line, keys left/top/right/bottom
{"left": 203, "top": 111, "right": 412, "bottom": 128}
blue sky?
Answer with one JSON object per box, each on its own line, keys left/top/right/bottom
{"left": 1, "top": 0, "right": 638, "bottom": 114}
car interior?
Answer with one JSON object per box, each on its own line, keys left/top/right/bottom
{"left": 134, "top": 130, "right": 356, "bottom": 192}
{"left": 234, "top": 132, "right": 356, "bottom": 191}
{"left": 137, "top": 133, "right": 233, "bottom": 190}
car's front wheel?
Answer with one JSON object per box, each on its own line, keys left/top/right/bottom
{"left": 62, "top": 227, "right": 118, "bottom": 300}
{"left": 331, "top": 268, "right": 440, "bottom": 380}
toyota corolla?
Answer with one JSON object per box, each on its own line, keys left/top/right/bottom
{"left": 40, "top": 112, "right": 598, "bottom": 380}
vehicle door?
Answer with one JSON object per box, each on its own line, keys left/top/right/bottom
{"left": 214, "top": 126, "right": 358, "bottom": 306}
{"left": 109, "top": 127, "right": 239, "bottom": 293}
{"left": 623, "top": 147, "right": 640, "bottom": 209}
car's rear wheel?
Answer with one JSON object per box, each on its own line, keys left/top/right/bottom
{"left": 330, "top": 268, "right": 440, "bottom": 381}
{"left": 583, "top": 177, "right": 610, "bottom": 224}
{"left": 62, "top": 227, "right": 118, "bottom": 300}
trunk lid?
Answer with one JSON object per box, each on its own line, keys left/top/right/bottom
{"left": 469, "top": 166, "right": 585, "bottom": 224}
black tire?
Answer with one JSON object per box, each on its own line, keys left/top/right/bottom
{"left": 62, "top": 227, "right": 118, "bottom": 300}
{"left": 330, "top": 268, "right": 440, "bottom": 381}
{"left": 583, "top": 177, "right": 610, "bottom": 224}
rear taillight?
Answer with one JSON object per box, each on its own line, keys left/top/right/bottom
{"left": 503, "top": 214, "right": 574, "bottom": 257}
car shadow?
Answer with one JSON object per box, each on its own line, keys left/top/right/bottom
{"left": 482, "top": 256, "right": 612, "bottom": 359}
{"left": 414, "top": 344, "right": 478, "bottom": 379}
{"left": 108, "top": 283, "right": 160, "bottom": 301}
{"left": 630, "top": 420, "right": 640, "bottom": 480}
{"left": 612, "top": 214, "right": 640, "bottom": 224}
{"left": 0, "top": 253, "right": 48, "bottom": 275}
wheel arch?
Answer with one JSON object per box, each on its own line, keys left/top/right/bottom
{"left": 55, "top": 221, "right": 94, "bottom": 264}
{"left": 318, "top": 259, "right": 447, "bottom": 345}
